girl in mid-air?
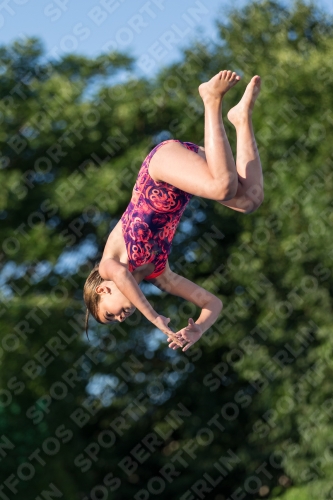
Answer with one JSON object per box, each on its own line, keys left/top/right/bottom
{"left": 84, "top": 71, "right": 264, "bottom": 351}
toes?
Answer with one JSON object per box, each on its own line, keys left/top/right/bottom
{"left": 216, "top": 70, "right": 242, "bottom": 82}
{"left": 232, "top": 72, "right": 240, "bottom": 82}
{"left": 250, "top": 76, "right": 261, "bottom": 91}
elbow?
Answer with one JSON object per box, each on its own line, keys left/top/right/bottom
{"left": 214, "top": 298, "right": 223, "bottom": 313}
{"left": 205, "top": 296, "right": 223, "bottom": 312}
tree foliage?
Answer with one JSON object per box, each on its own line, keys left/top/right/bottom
{"left": 1, "top": 1, "right": 333, "bottom": 498}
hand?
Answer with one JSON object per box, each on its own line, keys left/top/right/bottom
{"left": 153, "top": 315, "right": 184, "bottom": 348}
{"left": 168, "top": 318, "right": 203, "bottom": 352}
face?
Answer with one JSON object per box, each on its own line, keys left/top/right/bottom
{"left": 96, "top": 280, "right": 136, "bottom": 324}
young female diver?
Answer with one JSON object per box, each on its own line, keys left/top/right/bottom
{"left": 84, "top": 70, "right": 264, "bottom": 352}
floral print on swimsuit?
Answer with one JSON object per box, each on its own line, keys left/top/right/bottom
{"left": 121, "top": 139, "right": 199, "bottom": 280}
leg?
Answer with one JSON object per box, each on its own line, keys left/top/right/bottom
{"left": 220, "top": 76, "right": 263, "bottom": 213}
{"left": 149, "top": 70, "right": 241, "bottom": 201}
{"left": 198, "top": 70, "right": 241, "bottom": 200}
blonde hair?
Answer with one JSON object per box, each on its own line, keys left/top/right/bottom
{"left": 83, "top": 263, "right": 104, "bottom": 340}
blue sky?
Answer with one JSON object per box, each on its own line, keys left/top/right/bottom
{"left": 1, "top": 0, "right": 332, "bottom": 78}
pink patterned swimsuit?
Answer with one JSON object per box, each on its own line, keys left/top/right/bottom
{"left": 121, "top": 139, "right": 199, "bottom": 280}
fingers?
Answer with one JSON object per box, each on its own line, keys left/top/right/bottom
{"left": 165, "top": 328, "right": 180, "bottom": 338}
{"left": 167, "top": 335, "right": 194, "bottom": 351}
{"left": 159, "top": 322, "right": 183, "bottom": 346}
{"left": 167, "top": 332, "right": 186, "bottom": 349}
{"left": 167, "top": 336, "right": 182, "bottom": 343}
{"left": 172, "top": 338, "right": 183, "bottom": 347}
{"left": 167, "top": 333, "right": 184, "bottom": 347}
{"left": 167, "top": 336, "right": 182, "bottom": 349}
{"left": 167, "top": 335, "right": 192, "bottom": 351}
{"left": 182, "top": 342, "right": 194, "bottom": 352}
{"left": 169, "top": 337, "right": 190, "bottom": 350}
{"left": 171, "top": 332, "right": 183, "bottom": 340}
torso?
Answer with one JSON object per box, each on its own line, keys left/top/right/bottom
{"left": 101, "top": 219, "right": 156, "bottom": 277}
{"left": 101, "top": 139, "right": 200, "bottom": 280}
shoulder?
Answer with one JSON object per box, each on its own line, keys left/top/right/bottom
{"left": 99, "top": 258, "right": 127, "bottom": 280}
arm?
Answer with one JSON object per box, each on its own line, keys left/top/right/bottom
{"left": 99, "top": 259, "right": 183, "bottom": 346}
{"left": 150, "top": 262, "right": 223, "bottom": 350}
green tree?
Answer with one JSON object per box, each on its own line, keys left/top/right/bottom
{"left": 1, "top": 1, "right": 333, "bottom": 499}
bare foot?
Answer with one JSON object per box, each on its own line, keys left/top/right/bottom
{"left": 198, "top": 70, "right": 241, "bottom": 103}
{"left": 227, "top": 75, "right": 261, "bottom": 126}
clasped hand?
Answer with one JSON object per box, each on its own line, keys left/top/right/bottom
{"left": 168, "top": 318, "right": 202, "bottom": 352}
{"left": 153, "top": 316, "right": 202, "bottom": 351}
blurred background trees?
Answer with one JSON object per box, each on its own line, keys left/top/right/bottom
{"left": 1, "top": 1, "right": 333, "bottom": 498}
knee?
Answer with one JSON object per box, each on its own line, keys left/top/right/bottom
{"left": 216, "top": 179, "right": 238, "bottom": 201}
{"left": 246, "top": 185, "right": 264, "bottom": 213}
{"left": 244, "top": 192, "right": 264, "bottom": 214}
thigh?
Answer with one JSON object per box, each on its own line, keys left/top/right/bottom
{"left": 149, "top": 142, "right": 222, "bottom": 200}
